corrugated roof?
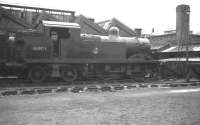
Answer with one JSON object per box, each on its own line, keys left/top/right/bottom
{"left": 161, "top": 45, "right": 200, "bottom": 53}
{"left": 150, "top": 34, "right": 200, "bottom": 51}
{"left": 42, "top": 20, "right": 80, "bottom": 28}
{"left": 150, "top": 44, "right": 171, "bottom": 52}
{"left": 162, "top": 46, "right": 177, "bottom": 52}
{"left": 159, "top": 58, "right": 200, "bottom": 62}
{"left": 151, "top": 46, "right": 163, "bottom": 50}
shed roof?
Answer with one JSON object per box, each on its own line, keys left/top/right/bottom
{"left": 159, "top": 57, "right": 200, "bottom": 62}
{"left": 0, "top": 6, "right": 33, "bottom": 29}
{"left": 97, "top": 18, "right": 136, "bottom": 37}
{"left": 75, "top": 15, "right": 107, "bottom": 35}
{"left": 42, "top": 20, "right": 80, "bottom": 29}
{"left": 161, "top": 45, "right": 200, "bottom": 53}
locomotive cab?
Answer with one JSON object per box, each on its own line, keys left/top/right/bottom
{"left": 41, "top": 20, "right": 81, "bottom": 58}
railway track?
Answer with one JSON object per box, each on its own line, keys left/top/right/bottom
{"left": 0, "top": 78, "right": 200, "bottom": 97}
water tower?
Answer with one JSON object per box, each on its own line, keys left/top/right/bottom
{"left": 176, "top": 4, "right": 190, "bottom": 46}
{"left": 176, "top": 4, "right": 190, "bottom": 81}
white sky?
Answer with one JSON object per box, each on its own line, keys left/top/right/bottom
{"left": 0, "top": 0, "right": 200, "bottom": 34}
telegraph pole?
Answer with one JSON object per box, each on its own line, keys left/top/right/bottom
{"left": 185, "top": 7, "right": 190, "bottom": 82}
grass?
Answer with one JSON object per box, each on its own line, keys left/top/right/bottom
{"left": 0, "top": 88, "right": 200, "bottom": 125}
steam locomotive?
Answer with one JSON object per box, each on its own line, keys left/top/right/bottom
{"left": 0, "top": 20, "right": 158, "bottom": 83}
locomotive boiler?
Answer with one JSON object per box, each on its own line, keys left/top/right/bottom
{"left": 0, "top": 20, "right": 157, "bottom": 83}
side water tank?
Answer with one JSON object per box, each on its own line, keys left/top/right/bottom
{"left": 80, "top": 27, "right": 151, "bottom": 58}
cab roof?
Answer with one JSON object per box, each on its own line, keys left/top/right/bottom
{"left": 42, "top": 20, "right": 80, "bottom": 29}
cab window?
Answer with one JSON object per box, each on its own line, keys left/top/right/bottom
{"left": 50, "top": 27, "right": 70, "bottom": 39}
{"left": 50, "top": 31, "right": 58, "bottom": 41}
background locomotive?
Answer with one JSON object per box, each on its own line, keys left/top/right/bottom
{"left": 0, "top": 20, "right": 157, "bottom": 83}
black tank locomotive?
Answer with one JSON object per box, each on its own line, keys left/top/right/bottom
{"left": 0, "top": 21, "right": 157, "bottom": 82}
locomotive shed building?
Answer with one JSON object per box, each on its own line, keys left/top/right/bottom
{"left": 150, "top": 4, "right": 200, "bottom": 60}
{"left": 0, "top": 3, "right": 138, "bottom": 37}
{"left": 0, "top": 3, "right": 75, "bottom": 31}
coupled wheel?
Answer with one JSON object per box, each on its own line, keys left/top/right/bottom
{"left": 28, "top": 66, "right": 48, "bottom": 83}
{"left": 61, "top": 67, "right": 78, "bottom": 82}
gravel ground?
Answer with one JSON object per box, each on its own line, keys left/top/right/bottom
{"left": 0, "top": 87, "right": 200, "bottom": 125}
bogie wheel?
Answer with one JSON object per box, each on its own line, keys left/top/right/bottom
{"left": 61, "top": 67, "right": 78, "bottom": 82}
{"left": 28, "top": 66, "right": 48, "bottom": 83}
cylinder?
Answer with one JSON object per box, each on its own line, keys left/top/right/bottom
{"left": 176, "top": 4, "right": 190, "bottom": 45}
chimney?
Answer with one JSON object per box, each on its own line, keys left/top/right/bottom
{"left": 135, "top": 28, "right": 142, "bottom": 37}
{"left": 176, "top": 4, "right": 190, "bottom": 45}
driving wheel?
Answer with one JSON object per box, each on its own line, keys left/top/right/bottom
{"left": 28, "top": 66, "right": 47, "bottom": 83}
{"left": 61, "top": 67, "right": 78, "bottom": 82}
